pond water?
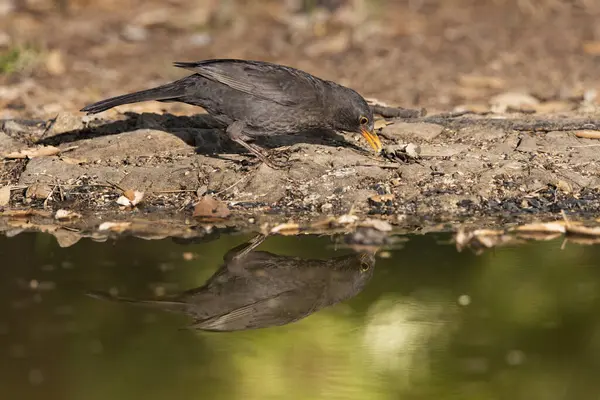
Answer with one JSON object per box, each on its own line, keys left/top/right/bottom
{"left": 2, "top": 231, "right": 600, "bottom": 400}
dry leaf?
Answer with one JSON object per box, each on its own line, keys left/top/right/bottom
{"left": 0, "top": 209, "right": 52, "bottom": 218}
{"left": 455, "top": 228, "right": 517, "bottom": 254}
{"left": 116, "top": 190, "right": 144, "bottom": 207}
{"left": 193, "top": 195, "right": 231, "bottom": 219}
{"left": 555, "top": 180, "right": 573, "bottom": 194}
{"left": 513, "top": 221, "right": 567, "bottom": 234}
{"left": 270, "top": 222, "right": 301, "bottom": 235}
{"left": 533, "top": 101, "right": 573, "bottom": 113}
{"left": 54, "top": 209, "right": 82, "bottom": 220}
{"left": 575, "top": 130, "right": 600, "bottom": 139}
{"left": 53, "top": 229, "right": 82, "bottom": 248}
{"left": 453, "top": 103, "right": 490, "bottom": 114}
{"left": 369, "top": 194, "right": 394, "bottom": 204}
{"left": 0, "top": 186, "right": 11, "bottom": 206}
{"left": 3, "top": 145, "right": 61, "bottom": 159}
{"left": 358, "top": 218, "right": 393, "bottom": 232}
{"left": 337, "top": 214, "right": 359, "bottom": 225}
{"left": 98, "top": 222, "right": 132, "bottom": 232}
{"left": 515, "top": 232, "right": 563, "bottom": 241}
{"left": 123, "top": 189, "right": 136, "bottom": 201}
{"left": 565, "top": 224, "right": 600, "bottom": 237}
{"left": 26, "top": 183, "right": 53, "bottom": 200}
{"left": 374, "top": 119, "right": 392, "bottom": 130}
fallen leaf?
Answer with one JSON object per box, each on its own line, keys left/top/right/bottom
{"left": 490, "top": 92, "right": 539, "bottom": 114}
{"left": 512, "top": 221, "right": 566, "bottom": 234}
{"left": 0, "top": 209, "right": 52, "bottom": 218}
{"left": 270, "top": 222, "right": 300, "bottom": 235}
{"left": 193, "top": 195, "right": 231, "bottom": 219}
{"left": 3, "top": 146, "right": 61, "bottom": 159}
{"left": 26, "top": 183, "right": 53, "bottom": 200}
{"left": 116, "top": 190, "right": 144, "bottom": 207}
{"left": 555, "top": 180, "right": 573, "bottom": 194}
{"left": 575, "top": 130, "right": 600, "bottom": 139}
{"left": 533, "top": 101, "right": 574, "bottom": 113}
{"left": 515, "top": 232, "right": 563, "bottom": 241}
{"left": 54, "top": 209, "right": 82, "bottom": 220}
{"left": 453, "top": 103, "right": 490, "bottom": 114}
{"left": 123, "top": 189, "right": 136, "bottom": 201}
{"left": 358, "top": 218, "right": 393, "bottom": 232}
{"left": 455, "top": 228, "right": 518, "bottom": 254}
{"left": 0, "top": 186, "right": 11, "bottom": 206}
{"left": 565, "top": 237, "right": 600, "bottom": 246}
{"left": 368, "top": 194, "right": 394, "bottom": 204}
{"left": 565, "top": 224, "right": 600, "bottom": 237}
{"left": 337, "top": 214, "right": 359, "bottom": 225}
{"left": 374, "top": 119, "right": 392, "bottom": 130}
{"left": 53, "top": 229, "right": 82, "bottom": 248}
{"left": 98, "top": 222, "right": 132, "bottom": 232}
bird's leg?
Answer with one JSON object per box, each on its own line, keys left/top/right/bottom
{"left": 226, "top": 121, "right": 286, "bottom": 169}
{"left": 223, "top": 233, "right": 268, "bottom": 263}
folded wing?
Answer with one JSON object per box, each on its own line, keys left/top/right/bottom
{"left": 173, "top": 59, "right": 324, "bottom": 107}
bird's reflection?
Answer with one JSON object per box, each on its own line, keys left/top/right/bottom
{"left": 89, "top": 234, "right": 376, "bottom": 332}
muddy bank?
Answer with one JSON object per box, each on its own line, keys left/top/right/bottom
{"left": 2, "top": 109, "right": 600, "bottom": 234}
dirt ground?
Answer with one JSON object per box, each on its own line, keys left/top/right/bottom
{"left": 2, "top": 0, "right": 600, "bottom": 236}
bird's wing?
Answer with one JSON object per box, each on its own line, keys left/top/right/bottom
{"left": 188, "top": 290, "right": 320, "bottom": 331}
{"left": 173, "top": 60, "right": 322, "bottom": 107}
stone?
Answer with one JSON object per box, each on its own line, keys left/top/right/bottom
{"left": 382, "top": 122, "right": 444, "bottom": 142}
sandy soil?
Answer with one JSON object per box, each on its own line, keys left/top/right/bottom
{"left": 2, "top": 0, "right": 600, "bottom": 235}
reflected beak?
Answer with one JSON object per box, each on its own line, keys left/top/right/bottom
{"left": 360, "top": 127, "right": 383, "bottom": 153}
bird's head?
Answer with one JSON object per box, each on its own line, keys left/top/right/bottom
{"left": 331, "top": 88, "right": 382, "bottom": 153}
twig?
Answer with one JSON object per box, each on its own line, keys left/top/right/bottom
{"left": 60, "top": 145, "right": 79, "bottom": 153}
{"left": 214, "top": 174, "right": 250, "bottom": 196}
{"left": 105, "top": 180, "right": 126, "bottom": 193}
{"left": 355, "top": 163, "right": 401, "bottom": 169}
{"left": 43, "top": 185, "right": 56, "bottom": 208}
{"left": 151, "top": 189, "right": 198, "bottom": 194}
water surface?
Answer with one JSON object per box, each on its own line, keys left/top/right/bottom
{"left": 2, "top": 231, "right": 600, "bottom": 399}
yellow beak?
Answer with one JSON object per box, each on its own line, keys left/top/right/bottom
{"left": 360, "top": 127, "right": 383, "bottom": 153}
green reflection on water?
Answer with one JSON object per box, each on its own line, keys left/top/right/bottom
{"left": 1, "top": 232, "right": 600, "bottom": 400}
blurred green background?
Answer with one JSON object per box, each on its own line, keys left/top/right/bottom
{"left": 2, "top": 232, "right": 600, "bottom": 400}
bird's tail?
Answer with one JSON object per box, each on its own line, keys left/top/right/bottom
{"left": 80, "top": 81, "right": 186, "bottom": 114}
{"left": 86, "top": 290, "right": 188, "bottom": 313}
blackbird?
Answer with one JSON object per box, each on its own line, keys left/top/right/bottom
{"left": 80, "top": 59, "right": 382, "bottom": 167}
{"left": 88, "top": 234, "right": 376, "bottom": 332}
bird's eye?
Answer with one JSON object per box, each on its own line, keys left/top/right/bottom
{"left": 359, "top": 116, "right": 369, "bottom": 125}
{"left": 360, "top": 262, "right": 370, "bottom": 272}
